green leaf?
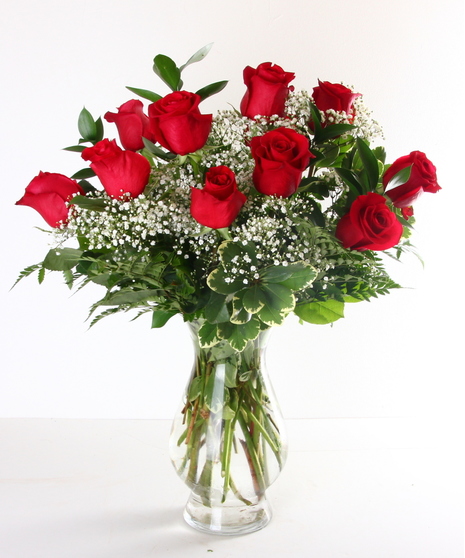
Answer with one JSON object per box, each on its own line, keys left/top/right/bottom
{"left": 126, "top": 86, "right": 162, "bottom": 103}
{"left": 316, "top": 123, "right": 356, "bottom": 142}
{"left": 71, "top": 168, "right": 96, "bottom": 180}
{"left": 153, "top": 54, "right": 181, "bottom": 91}
{"left": 198, "top": 321, "right": 220, "bottom": 348}
{"left": 180, "top": 43, "right": 214, "bottom": 72}
{"left": 274, "top": 263, "right": 317, "bottom": 291}
{"left": 334, "top": 167, "right": 364, "bottom": 196}
{"left": 205, "top": 290, "right": 230, "bottom": 323}
{"left": 43, "top": 248, "right": 83, "bottom": 271}
{"left": 142, "top": 137, "right": 177, "bottom": 160}
{"left": 217, "top": 318, "right": 261, "bottom": 351}
{"left": 101, "top": 288, "right": 160, "bottom": 306}
{"left": 242, "top": 285, "right": 267, "bottom": 313}
{"left": 294, "top": 299, "right": 345, "bottom": 325}
{"left": 63, "top": 145, "right": 86, "bottom": 153}
{"left": 356, "top": 137, "right": 379, "bottom": 190}
{"left": 257, "top": 284, "right": 295, "bottom": 326}
{"left": 195, "top": 80, "right": 228, "bottom": 101}
{"left": 187, "top": 376, "right": 203, "bottom": 402}
{"left": 71, "top": 195, "right": 106, "bottom": 211}
{"left": 207, "top": 267, "right": 244, "bottom": 295}
{"left": 384, "top": 165, "right": 412, "bottom": 191}
{"left": 313, "top": 144, "right": 340, "bottom": 168}
{"left": 94, "top": 117, "right": 104, "bottom": 143}
{"left": 78, "top": 107, "right": 97, "bottom": 142}
{"left": 151, "top": 309, "right": 176, "bottom": 328}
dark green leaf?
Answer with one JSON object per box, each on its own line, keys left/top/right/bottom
{"left": 151, "top": 309, "right": 177, "bottom": 328}
{"left": 205, "top": 290, "right": 230, "bottom": 323}
{"left": 71, "top": 195, "right": 106, "bottom": 211}
{"left": 334, "top": 167, "right": 364, "bottom": 196}
{"left": 153, "top": 54, "right": 181, "bottom": 91}
{"left": 195, "top": 80, "right": 228, "bottom": 101}
{"left": 316, "top": 123, "right": 356, "bottom": 142}
{"left": 126, "top": 86, "right": 162, "bottom": 103}
{"left": 198, "top": 321, "right": 220, "bottom": 348}
{"left": 78, "top": 107, "right": 97, "bottom": 142}
{"left": 63, "top": 145, "right": 86, "bottom": 152}
{"left": 71, "top": 168, "right": 96, "bottom": 180}
{"left": 142, "top": 137, "right": 177, "bottom": 160}
{"left": 356, "top": 137, "right": 379, "bottom": 190}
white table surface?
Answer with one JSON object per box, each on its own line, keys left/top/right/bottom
{"left": 0, "top": 417, "right": 462, "bottom": 558}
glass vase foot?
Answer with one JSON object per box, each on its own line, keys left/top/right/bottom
{"left": 183, "top": 492, "right": 272, "bottom": 536}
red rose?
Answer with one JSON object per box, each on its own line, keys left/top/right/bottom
{"left": 16, "top": 172, "right": 84, "bottom": 228}
{"left": 240, "top": 62, "right": 295, "bottom": 119}
{"left": 250, "top": 127, "right": 313, "bottom": 197}
{"left": 382, "top": 151, "right": 441, "bottom": 208}
{"left": 312, "top": 80, "right": 361, "bottom": 122}
{"left": 190, "top": 166, "right": 246, "bottom": 229}
{"left": 148, "top": 91, "right": 212, "bottom": 155}
{"left": 104, "top": 99, "right": 155, "bottom": 151}
{"left": 335, "top": 193, "right": 403, "bottom": 251}
{"left": 82, "top": 139, "right": 150, "bottom": 199}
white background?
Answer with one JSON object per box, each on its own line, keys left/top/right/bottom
{"left": 1, "top": 0, "right": 463, "bottom": 425}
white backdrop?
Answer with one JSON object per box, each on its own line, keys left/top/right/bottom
{"left": 1, "top": 0, "right": 463, "bottom": 422}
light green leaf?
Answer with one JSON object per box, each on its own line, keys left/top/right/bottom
{"left": 294, "top": 299, "right": 345, "bottom": 324}
{"left": 43, "top": 248, "right": 83, "bottom": 272}
{"left": 71, "top": 195, "right": 106, "bottom": 211}
{"left": 180, "top": 43, "right": 213, "bottom": 72}
{"left": 384, "top": 165, "right": 412, "bottom": 191}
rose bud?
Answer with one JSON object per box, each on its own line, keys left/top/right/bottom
{"left": 240, "top": 62, "right": 295, "bottom": 119}
{"left": 190, "top": 166, "right": 246, "bottom": 229}
{"left": 16, "top": 172, "right": 84, "bottom": 228}
{"left": 82, "top": 139, "right": 150, "bottom": 199}
{"left": 312, "top": 80, "right": 361, "bottom": 123}
{"left": 250, "top": 127, "right": 313, "bottom": 197}
{"left": 383, "top": 151, "right": 441, "bottom": 208}
{"left": 148, "top": 91, "right": 212, "bottom": 155}
{"left": 104, "top": 99, "right": 155, "bottom": 151}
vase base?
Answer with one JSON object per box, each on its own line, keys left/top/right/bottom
{"left": 183, "top": 493, "right": 272, "bottom": 536}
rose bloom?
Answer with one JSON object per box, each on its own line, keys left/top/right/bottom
{"left": 104, "top": 99, "right": 155, "bottom": 151}
{"left": 240, "top": 62, "right": 295, "bottom": 119}
{"left": 16, "top": 172, "right": 84, "bottom": 228}
{"left": 82, "top": 139, "right": 150, "bottom": 199}
{"left": 335, "top": 192, "right": 403, "bottom": 251}
{"left": 148, "top": 91, "right": 212, "bottom": 155}
{"left": 312, "top": 80, "right": 361, "bottom": 122}
{"left": 190, "top": 166, "right": 246, "bottom": 229}
{"left": 383, "top": 151, "right": 441, "bottom": 208}
{"left": 250, "top": 127, "right": 313, "bottom": 197}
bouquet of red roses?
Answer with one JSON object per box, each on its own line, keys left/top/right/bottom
{"left": 14, "top": 44, "right": 441, "bottom": 533}
{"left": 15, "top": 44, "right": 440, "bottom": 338}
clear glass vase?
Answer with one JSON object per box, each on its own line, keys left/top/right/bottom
{"left": 169, "top": 319, "right": 287, "bottom": 535}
